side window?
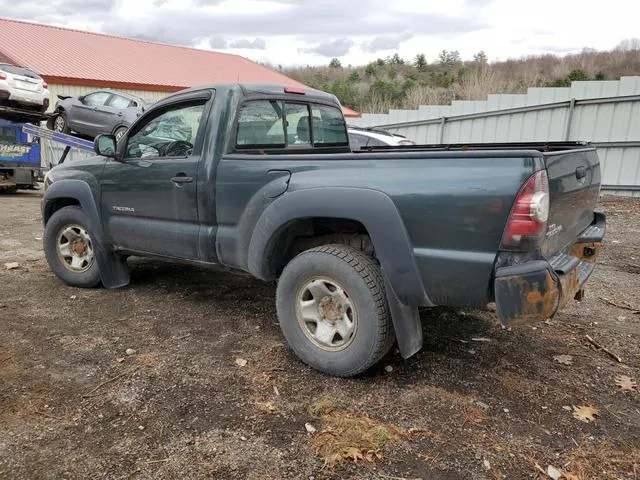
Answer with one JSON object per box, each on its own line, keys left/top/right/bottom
{"left": 0, "top": 126, "right": 15, "bottom": 143}
{"left": 285, "top": 103, "right": 311, "bottom": 146}
{"left": 310, "top": 104, "right": 348, "bottom": 146}
{"left": 348, "top": 133, "right": 369, "bottom": 150}
{"left": 83, "top": 92, "right": 111, "bottom": 107}
{"left": 236, "top": 100, "right": 285, "bottom": 148}
{"left": 125, "top": 101, "right": 205, "bottom": 159}
{"left": 108, "top": 94, "right": 133, "bottom": 109}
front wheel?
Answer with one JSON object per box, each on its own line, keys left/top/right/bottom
{"left": 43, "top": 206, "right": 101, "bottom": 288}
{"left": 276, "top": 244, "right": 394, "bottom": 377}
{"left": 113, "top": 126, "right": 128, "bottom": 141}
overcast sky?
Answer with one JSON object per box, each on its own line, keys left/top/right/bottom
{"left": 2, "top": 0, "right": 639, "bottom": 67}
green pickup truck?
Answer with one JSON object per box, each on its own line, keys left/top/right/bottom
{"left": 41, "top": 83, "right": 606, "bottom": 377}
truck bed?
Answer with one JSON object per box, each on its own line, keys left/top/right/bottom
{"left": 354, "top": 140, "right": 594, "bottom": 153}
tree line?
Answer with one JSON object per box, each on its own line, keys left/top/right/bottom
{"left": 281, "top": 41, "right": 640, "bottom": 113}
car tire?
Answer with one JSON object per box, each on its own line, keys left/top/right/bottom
{"left": 276, "top": 244, "right": 394, "bottom": 377}
{"left": 113, "top": 126, "right": 128, "bottom": 141}
{"left": 43, "top": 206, "right": 101, "bottom": 288}
{"left": 53, "top": 112, "right": 71, "bottom": 134}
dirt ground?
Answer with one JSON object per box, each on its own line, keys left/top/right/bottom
{"left": 1, "top": 189, "right": 638, "bottom": 480}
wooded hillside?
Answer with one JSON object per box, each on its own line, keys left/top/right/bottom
{"left": 281, "top": 40, "right": 640, "bottom": 113}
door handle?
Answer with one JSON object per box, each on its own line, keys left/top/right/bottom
{"left": 171, "top": 174, "right": 193, "bottom": 184}
{"left": 575, "top": 166, "right": 587, "bottom": 179}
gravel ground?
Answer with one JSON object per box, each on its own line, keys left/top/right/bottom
{"left": 0, "top": 189, "right": 638, "bottom": 480}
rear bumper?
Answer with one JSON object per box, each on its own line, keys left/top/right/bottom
{"left": 0, "top": 84, "right": 49, "bottom": 107}
{"left": 494, "top": 212, "right": 606, "bottom": 326}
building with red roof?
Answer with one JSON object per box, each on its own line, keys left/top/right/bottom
{"left": 0, "top": 17, "right": 360, "bottom": 117}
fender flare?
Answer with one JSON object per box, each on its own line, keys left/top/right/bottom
{"left": 42, "top": 179, "right": 129, "bottom": 289}
{"left": 247, "top": 187, "right": 429, "bottom": 358}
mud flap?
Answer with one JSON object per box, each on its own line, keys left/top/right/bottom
{"left": 96, "top": 251, "right": 130, "bottom": 289}
{"left": 384, "top": 275, "right": 422, "bottom": 359}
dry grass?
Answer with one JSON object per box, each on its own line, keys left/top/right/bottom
{"left": 255, "top": 400, "right": 278, "bottom": 413}
{"left": 561, "top": 438, "right": 640, "bottom": 479}
{"left": 454, "top": 66, "right": 520, "bottom": 101}
{"left": 308, "top": 398, "right": 402, "bottom": 467}
{"left": 404, "top": 86, "right": 452, "bottom": 108}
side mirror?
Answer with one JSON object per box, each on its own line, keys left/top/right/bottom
{"left": 94, "top": 134, "right": 117, "bottom": 158}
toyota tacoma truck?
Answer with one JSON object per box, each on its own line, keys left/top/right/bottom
{"left": 41, "top": 83, "right": 606, "bottom": 377}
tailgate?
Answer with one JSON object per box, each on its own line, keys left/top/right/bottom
{"left": 541, "top": 148, "right": 601, "bottom": 257}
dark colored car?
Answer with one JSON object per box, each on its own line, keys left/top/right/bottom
{"left": 41, "top": 83, "right": 606, "bottom": 377}
{"left": 50, "top": 89, "right": 149, "bottom": 140}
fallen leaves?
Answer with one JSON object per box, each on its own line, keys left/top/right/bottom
{"left": 256, "top": 401, "right": 278, "bottom": 413}
{"left": 553, "top": 354, "right": 574, "bottom": 365}
{"left": 307, "top": 399, "right": 399, "bottom": 467}
{"left": 527, "top": 457, "right": 581, "bottom": 480}
{"left": 615, "top": 375, "right": 637, "bottom": 392}
{"left": 324, "top": 448, "right": 382, "bottom": 466}
{"left": 234, "top": 358, "right": 248, "bottom": 367}
{"left": 572, "top": 405, "right": 599, "bottom": 423}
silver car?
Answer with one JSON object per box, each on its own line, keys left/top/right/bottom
{"left": 51, "top": 90, "right": 149, "bottom": 140}
{"left": 0, "top": 63, "right": 51, "bottom": 112}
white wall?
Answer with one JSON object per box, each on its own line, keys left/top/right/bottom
{"left": 350, "top": 77, "right": 640, "bottom": 197}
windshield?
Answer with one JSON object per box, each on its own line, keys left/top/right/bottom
{"left": 0, "top": 64, "right": 42, "bottom": 79}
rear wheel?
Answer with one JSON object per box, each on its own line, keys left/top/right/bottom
{"left": 276, "top": 244, "right": 394, "bottom": 377}
{"left": 53, "top": 112, "right": 70, "bottom": 134}
{"left": 44, "top": 206, "right": 101, "bottom": 288}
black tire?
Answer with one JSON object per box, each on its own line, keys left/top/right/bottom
{"left": 53, "top": 112, "right": 70, "bottom": 134}
{"left": 276, "top": 244, "right": 394, "bottom": 377}
{"left": 43, "top": 206, "right": 101, "bottom": 288}
{"left": 113, "top": 126, "right": 128, "bottom": 141}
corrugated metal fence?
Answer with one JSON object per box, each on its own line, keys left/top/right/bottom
{"left": 350, "top": 76, "right": 640, "bottom": 197}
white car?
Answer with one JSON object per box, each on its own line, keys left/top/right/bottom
{"left": 0, "top": 63, "right": 50, "bottom": 113}
{"left": 348, "top": 126, "right": 415, "bottom": 150}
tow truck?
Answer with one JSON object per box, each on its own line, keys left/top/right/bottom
{"left": 0, "top": 105, "right": 93, "bottom": 191}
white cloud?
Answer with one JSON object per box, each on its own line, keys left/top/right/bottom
{"left": 1, "top": 0, "right": 639, "bottom": 66}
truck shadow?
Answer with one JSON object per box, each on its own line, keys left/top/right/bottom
{"left": 125, "top": 256, "right": 546, "bottom": 384}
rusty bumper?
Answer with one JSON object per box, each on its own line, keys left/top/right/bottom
{"left": 494, "top": 214, "right": 605, "bottom": 326}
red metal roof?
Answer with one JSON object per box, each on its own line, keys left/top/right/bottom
{"left": 0, "top": 17, "right": 360, "bottom": 117}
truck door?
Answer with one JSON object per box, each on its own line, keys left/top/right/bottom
{"left": 99, "top": 91, "right": 213, "bottom": 260}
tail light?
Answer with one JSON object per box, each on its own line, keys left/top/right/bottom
{"left": 500, "top": 170, "right": 549, "bottom": 249}
{"left": 0, "top": 72, "right": 6, "bottom": 80}
{"left": 42, "top": 82, "right": 48, "bottom": 89}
